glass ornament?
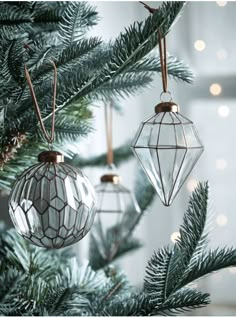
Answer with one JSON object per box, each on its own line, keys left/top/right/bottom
{"left": 92, "top": 166, "right": 140, "bottom": 258}
{"left": 9, "top": 151, "right": 96, "bottom": 248}
{"left": 131, "top": 102, "right": 204, "bottom": 206}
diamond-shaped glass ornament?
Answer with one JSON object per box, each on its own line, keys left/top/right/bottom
{"left": 9, "top": 151, "right": 97, "bottom": 248}
{"left": 131, "top": 102, "right": 204, "bottom": 206}
{"left": 92, "top": 165, "right": 140, "bottom": 258}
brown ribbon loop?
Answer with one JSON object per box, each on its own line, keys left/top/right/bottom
{"left": 158, "top": 31, "right": 168, "bottom": 93}
{"left": 24, "top": 61, "right": 57, "bottom": 145}
{"left": 104, "top": 101, "right": 113, "bottom": 165}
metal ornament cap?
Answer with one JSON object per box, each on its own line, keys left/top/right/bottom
{"left": 155, "top": 101, "right": 179, "bottom": 113}
{"left": 38, "top": 151, "right": 64, "bottom": 163}
{"left": 101, "top": 174, "right": 120, "bottom": 184}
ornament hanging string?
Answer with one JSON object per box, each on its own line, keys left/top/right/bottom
{"left": 139, "top": 2, "right": 169, "bottom": 94}
{"left": 158, "top": 31, "right": 168, "bottom": 94}
{"left": 104, "top": 101, "right": 113, "bottom": 165}
{"left": 24, "top": 61, "right": 57, "bottom": 146}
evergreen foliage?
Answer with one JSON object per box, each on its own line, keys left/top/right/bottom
{"left": 0, "top": 1, "right": 193, "bottom": 189}
{"left": 0, "top": 183, "right": 236, "bottom": 315}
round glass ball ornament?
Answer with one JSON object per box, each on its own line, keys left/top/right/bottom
{"left": 94, "top": 169, "right": 141, "bottom": 246}
{"left": 131, "top": 101, "right": 204, "bottom": 206}
{"left": 9, "top": 151, "right": 96, "bottom": 248}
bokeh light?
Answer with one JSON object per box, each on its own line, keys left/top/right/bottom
{"left": 216, "top": 214, "right": 228, "bottom": 226}
{"left": 209, "top": 83, "right": 222, "bottom": 96}
{"left": 217, "top": 105, "right": 230, "bottom": 117}
{"left": 194, "top": 40, "right": 206, "bottom": 52}
{"left": 170, "top": 231, "right": 180, "bottom": 243}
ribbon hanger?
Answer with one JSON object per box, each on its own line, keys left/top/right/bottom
{"left": 104, "top": 100, "right": 113, "bottom": 166}
{"left": 24, "top": 61, "right": 57, "bottom": 147}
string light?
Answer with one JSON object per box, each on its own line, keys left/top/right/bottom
{"left": 216, "top": 158, "right": 227, "bottom": 170}
{"left": 209, "top": 83, "right": 222, "bottom": 96}
{"left": 187, "top": 179, "right": 198, "bottom": 192}
{"left": 170, "top": 231, "right": 180, "bottom": 243}
{"left": 217, "top": 105, "right": 230, "bottom": 117}
{"left": 194, "top": 40, "right": 206, "bottom": 52}
{"left": 216, "top": 1, "right": 227, "bottom": 7}
{"left": 216, "top": 214, "right": 228, "bottom": 226}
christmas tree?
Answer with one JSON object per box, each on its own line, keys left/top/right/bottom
{"left": 0, "top": 2, "right": 235, "bottom": 315}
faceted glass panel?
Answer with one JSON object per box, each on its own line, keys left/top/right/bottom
{"left": 132, "top": 111, "right": 204, "bottom": 206}
{"left": 92, "top": 180, "right": 140, "bottom": 259}
{"left": 9, "top": 162, "right": 96, "bottom": 248}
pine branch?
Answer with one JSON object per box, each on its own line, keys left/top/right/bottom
{"left": 90, "top": 266, "right": 131, "bottom": 315}
{"left": 58, "top": 2, "right": 98, "bottom": 45}
{"left": 14, "top": 39, "right": 102, "bottom": 120}
{"left": 180, "top": 247, "right": 236, "bottom": 287}
{"left": 0, "top": 141, "right": 46, "bottom": 190}
{"left": 31, "top": 2, "right": 185, "bottom": 124}
{"left": 128, "top": 54, "right": 194, "bottom": 84}
{"left": 44, "top": 104, "right": 93, "bottom": 143}
{"left": 154, "top": 288, "right": 210, "bottom": 316}
{"left": 144, "top": 246, "right": 173, "bottom": 306}
{"left": 0, "top": 138, "right": 79, "bottom": 191}
{"left": 57, "top": 38, "right": 102, "bottom": 69}
{"left": 1, "top": 38, "right": 27, "bottom": 86}
{"left": 92, "top": 72, "right": 153, "bottom": 101}
{"left": 142, "top": 182, "right": 212, "bottom": 315}
{"left": 46, "top": 285, "right": 91, "bottom": 316}
{"left": 164, "top": 182, "right": 209, "bottom": 297}
{"left": 28, "top": 38, "right": 102, "bottom": 82}
{"left": 0, "top": 2, "right": 65, "bottom": 40}
{"left": 1, "top": 2, "right": 191, "bottom": 159}
{"left": 100, "top": 292, "right": 148, "bottom": 316}
{"left": 0, "top": 267, "right": 22, "bottom": 303}
{"left": 0, "top": 140, "right": 93, "bottom": 192}
{"left": 33, "top": 6, "right": 64, "bottom": 27}
{"left": 65, "top": 259, "right": 109, "bottom": 292}
{"left": 176, "top": 182, "right": 209, "bottom": 254}
{"left": 0, "top": 229, "right": 120, "bottom": 316}
{"left": 0, "top": 99, "right": 93, "bottom": 190}
{"left": 0, "top": 4, "right": 33, "bottom": 40}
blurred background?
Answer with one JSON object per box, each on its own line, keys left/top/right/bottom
{"left": 0, "top": 1, "right": 235, "bottom": 315}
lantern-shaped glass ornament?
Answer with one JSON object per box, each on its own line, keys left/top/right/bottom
{"left": 9, "top": 151, "right": 96, "bottom": 248}
{"left": 132, "top": 102, "right": 204, "bottom": 206}
{"left": 93, "top": 167, "right": 141, "bottom": 252}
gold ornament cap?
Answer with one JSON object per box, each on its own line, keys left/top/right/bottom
{"left": 38, "top": 151, "right": 64, "bottom": 163}
{"left": 155, "top": 102, "right": 179, "bottom": 114}
{"left": 101, "top": 173, "right": 120, "bottom": 184}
